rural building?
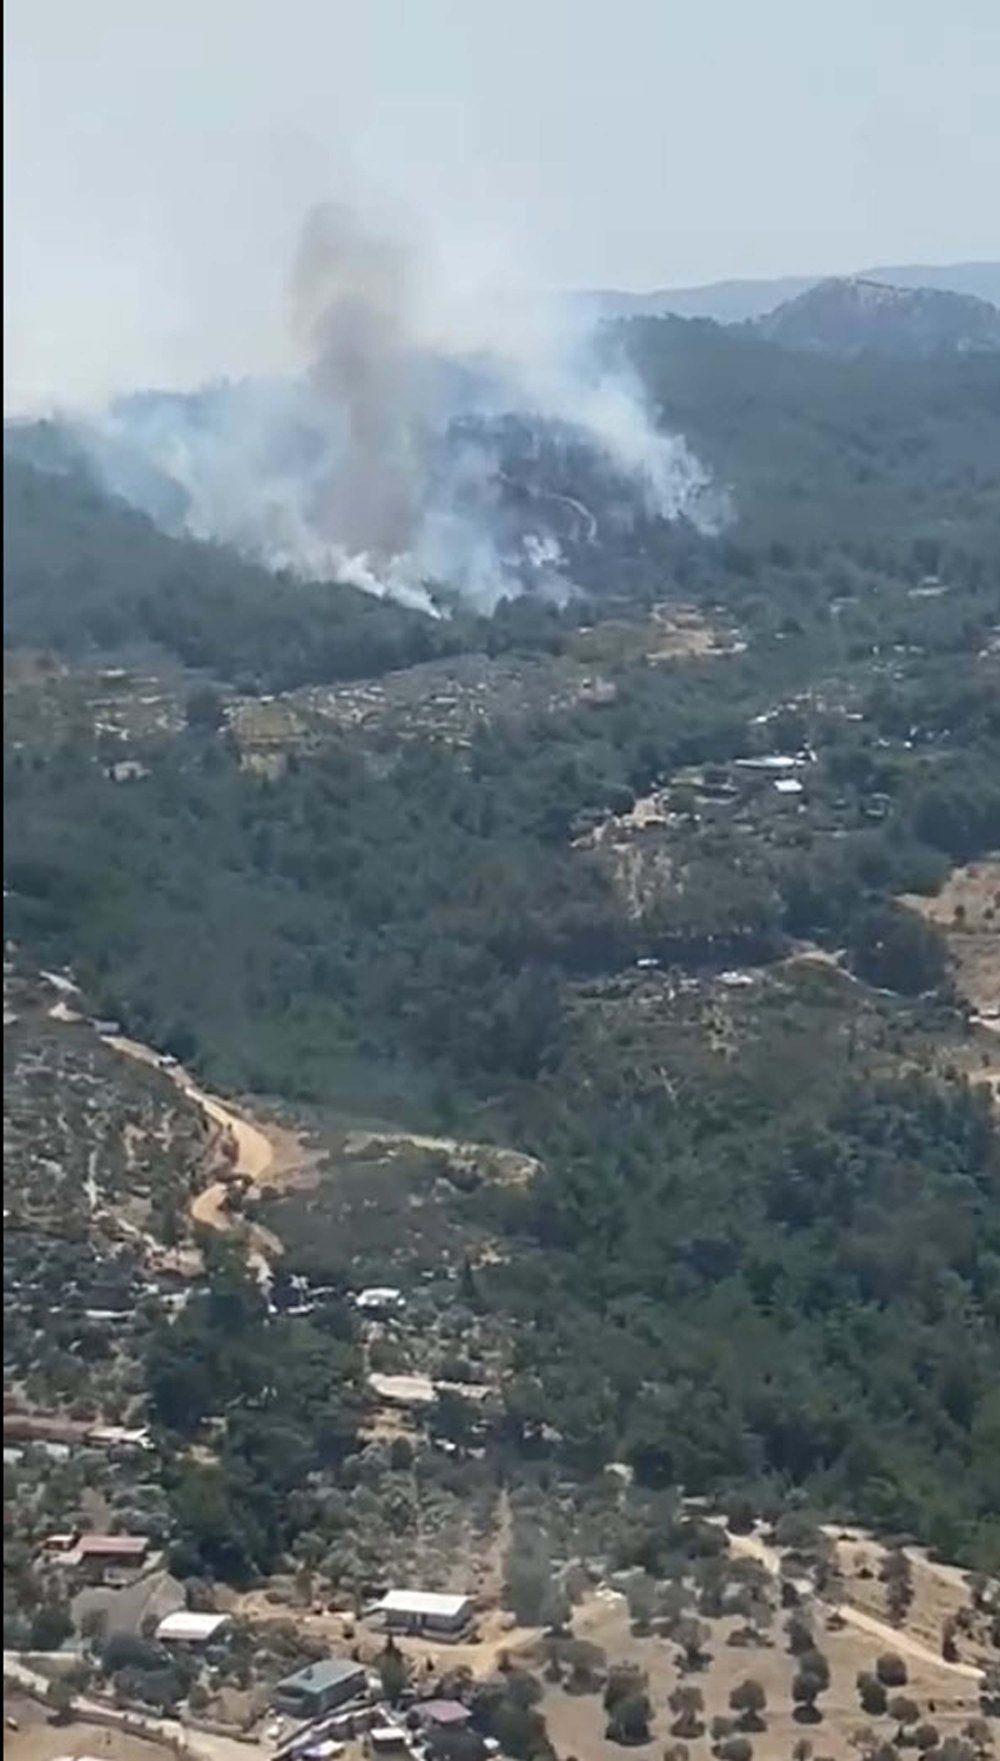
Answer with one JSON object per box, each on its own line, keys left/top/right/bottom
{"left": 67, "top": 1534, "right": 151, "bottom": 1585}
{"left": 416, "top": 1701, "right": 471, "bottom": 1731}
{"left": 87, "top": 1423, "right": 153, "bottom": 1452}
{"left": 733, "top": 754, "right": 800, "bottom": 774}
{"left": 4, "top": 1413, "right": 91, "bottom": 1448}
{"left": 369, "top": 1727, "right": 408, "bottom": 1754}
{"left": 369, "top": 1373, "right": 490, "bottom": 1411}
{"left": 3, "top": 1413, "right": 151, "bottom": 1455}
{"left": 273, "top": 1658, "right": 368, "bottom": 1720}
{"left": 368, "top": 1373, "right": 436, "bottom": 1410}
{"left": 355, "top": 1287, "right": 405, "bottom": 1317}
{"left": 155, "top": 1610, "right": 231, "bottom": 1646}
{"left": 41, "top": 1531, "right": 80, "bottom": 1556}
{"left": 376, "top": 1590, "right": 474, "bottom": 1639}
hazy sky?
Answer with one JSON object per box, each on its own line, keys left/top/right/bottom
{"left": 5, "top": 0, "right": 999, "bottom": 410}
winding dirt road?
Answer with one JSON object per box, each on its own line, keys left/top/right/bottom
{"left": 101, "top": 1035, "right": 289, "bottom": 1284}
{"left": 103, "top": 1036, "right": 275, "bottom": 1181}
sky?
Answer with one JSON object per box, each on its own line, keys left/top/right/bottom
{"left": 5, "top": 0, "right": 1000, "bottom": 410}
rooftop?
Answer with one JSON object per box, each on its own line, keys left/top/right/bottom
{"left": 277, "top": 1657, "right": 367, "bottom": 1695}
{"left": 734, "top": 753, "right": 800, "bottom": 772}
{"left": 418, "top": 1701, "right": 471, "bottom": 1726}
{"left": 377, "top": 1590, "right": 472, "bottom": 1619}
{"left": 77, "top": 1534, "right": 149, "bottom": 1557}
{"left": 369, "top": 1372, "right": 435, "bottom": 1407}
{"left": 356, "top": 1287, "right": 404, "bottom": 1308}
{"left": 156, "top": 1611, "right": 231, "bottom": 1642}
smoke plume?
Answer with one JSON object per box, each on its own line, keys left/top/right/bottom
{"left": 291, "top": 202, "right": 423, "bottom": 561}
{"left": 72, "top": 200, "right": 724, "bottom": 611}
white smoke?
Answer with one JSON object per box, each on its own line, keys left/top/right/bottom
{"left": 74, "top": 201, "right": 723, "bottom": 611}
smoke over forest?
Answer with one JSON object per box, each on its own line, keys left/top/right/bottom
{"left": 56, "top": 202, "right": 723, "bottom": 610}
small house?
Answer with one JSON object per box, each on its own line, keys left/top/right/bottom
{"left": 370, "top": 1728, "right": 408, "bottom": 1755}
{"left": 273, "top": 1658, "right": 368, "bottom": 1720}
{"left": 41, "top": 1531, "right": 81, "bottom": 1556}
{"left": 368, "top": 1374, "right": 436, "bottom": 1410}
{"left": 376, "top": 1590, "right": 474, "bottom": 1640}
{"left": 69, "top": 1534, "right": 150, "bottom": 1586}
{"left": 355, "top": 1288, "right": 406, "bottom": 1318}
{"left": 156, "top": 1611, "right": 231, "bottom": 1646}
{"left": 416, "top": 1701, "right": 471, "bottom": 1732}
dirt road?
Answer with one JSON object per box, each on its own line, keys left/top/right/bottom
{"left": 3, "top": 1656, "right": 261, "bottom": 1761}
{"left": 721, "top": 1527, "right": 985, "bottom": 1683}
{"left": 103, "top": 1038, "right": 275, "bottom": 1183}
{"left": 101, "top": 1035, "right": 299, "bottom": 1284}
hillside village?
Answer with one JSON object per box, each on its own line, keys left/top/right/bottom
{"left": 5, "top": 248, "right": 1000, "bottom": 1761}
{"left": 5, "top": 943, "right": 1000, "bottom": 1761}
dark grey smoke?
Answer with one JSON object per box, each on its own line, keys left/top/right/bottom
{"left": 55, "top": 202, "right": 727, "bottom": 610}
{"left": 292, "top": 202, "right": 423, "bottom": 559}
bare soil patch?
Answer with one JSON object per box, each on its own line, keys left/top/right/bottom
{"left": 902, "top": 858, "right": 1000, "bottom": 1016}
{"left": 341, "top": 1128, "right": 540, "bottom": 1190}
{"left": 3, "top": 1697, "right": 170, "bottom": 1761}
{"left": 532, "top": 1595, "right": 989, "bottom": 1761}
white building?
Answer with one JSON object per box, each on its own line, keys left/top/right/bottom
{"left": 355, "top": 1287, "right": 406, "bottom": 1317}
{"left": 369, "top": 1372, "right": 436, "bottom": 1409}
{"left": 375, "top": 1589, "right": 474, "bottom": 1639}
{"left": 156, "top": 1610, "right": 232, "bottom": 1645}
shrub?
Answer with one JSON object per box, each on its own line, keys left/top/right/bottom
{"left": 729, "top": 1679, "right": 767, "bottom": 1730}
{"left": 857, "top": 1672, "right": 888, "bottom": 1716}
{"left": 785, "top": 1613, "right": 815, "bottom": 1655}
{"left": 605, "top": 1665, "right": 648, "bottom": 1713}
{"left": 606, "top": 1692, "right": 652, "bottom": 1746}
{"left": 875, "top": 1654, "right": 908, "bottom": 1688}
{"left": 888, "top": 1697, "right": 920, "bottom": 1735}
{"left": 668, "top": 1685, "right": 705, "bottom": 1739}
{"left": 718, "top": 1740, "right": 753, "bottom": 1761}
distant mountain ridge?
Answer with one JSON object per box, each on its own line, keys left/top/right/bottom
{"left": 748, "top": 276, "right": 1000, "bottom": 357}
{"left": 577, "top": 261, "right": 1000, "bottom": 323}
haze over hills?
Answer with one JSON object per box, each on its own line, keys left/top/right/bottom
{"left": 6, "top": 297, "right": 1000, "bottom": 1601}
{"left": 8, "top": 202, "right": 996, "bottom": 617}
{"left": 9, "top": 275, "right": 1000, "bottom": 621}
{"left": 6, "top": 248, "right": 1000, "bottom": 1729}
{"left": 748, "top": 276, "right": 1000, "bottom": 357}
{"left": 8, "top": 0, "right": 1000, "bottom": 1743}
{"left": 578, "top": 260, "right": 1000, "bottom": 323}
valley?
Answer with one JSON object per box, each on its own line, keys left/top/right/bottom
{"left": 4, "top": 286, "right": 1000, "bottom": 1761}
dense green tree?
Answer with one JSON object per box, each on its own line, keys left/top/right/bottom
{"left": 848, "top": 904, "right": 949, "bottom": 995}
{"left": 377, "top": 1640, "right": 408, "bottom": 1704}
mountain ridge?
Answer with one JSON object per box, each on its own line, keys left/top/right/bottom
{"left": 576, "top": 260, "right": 1000, "bottom": 323}
{"left": 747, "top": 275, "right": 1000, "bottom": 357}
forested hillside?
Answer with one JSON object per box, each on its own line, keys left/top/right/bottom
{"left": 749, "top": 277, "right": 1000, "bottom": 358}
{"left": 5, "top": 315, "right": 1000, "bottom": 1581}
{"left": 619, "top": 316, "right": 1000, "bottom": 551}
{"left": 3, "top": 455, "right": 460, "bottom": 689}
